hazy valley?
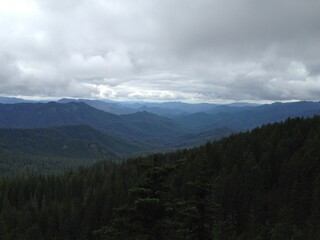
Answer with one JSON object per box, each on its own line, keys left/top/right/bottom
{"left": 0, "top": 99, "right": 320, "bottom": 175}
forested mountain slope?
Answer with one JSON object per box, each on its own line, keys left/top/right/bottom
{"left": 2, "top": 101, "right": 320, "bottom": 150}
{"left": 57, "top": 98, "right": 136, "bottom": 115}
{"left": 175, "top": 101, "right": 320, "bottom": 131}
{"left": 0, "top": 102, "right": 190, "bottom": 145}
{"left": 0, "top": 116, "right": 320, "bottom": 239}
{"left": 71, "top": 99, "right": 219, "bottom": 115}
{"left": 0, "top": 125, "right": 145, "bottom": 174}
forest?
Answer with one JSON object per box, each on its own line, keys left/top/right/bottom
{"left": 0, "top": 116, "right": 319, "bottom": 239}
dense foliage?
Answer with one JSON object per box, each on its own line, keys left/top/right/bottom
{"left": 0, "top": 125, "right": 145, "bottom": 175}
{"left": 0, "top": 116, "right": 320, "bottom": 239}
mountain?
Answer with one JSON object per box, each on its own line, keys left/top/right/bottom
{"left": 57, "top": 98, "right": 136, "bottom": 115}
{"left": 0, "top": 97, "right": 258, "bottom": 116}
{"left": 120, "top": 111, "right": 190, "bottom": 145}
{"left": 134, "top": 105, "right": 187, "bottom": 117}
{"left": 1, "top": 116, "right": 320, "bottom": 239}
{"left": 206, "top": 104, "right": 256, "bottom": 114}
{"left": 0, "top": 102, "right": 192, "bottom": 146}
{"left": 0, "top": 96, "right": 34, "bottom": 104}
{"left": 217, "top": 101, "right": 320, "bottom": 130}
{"left": 1, "top": 100, "right": 319, "bottom": 155}
{"left": 57, "top": 99, "right": 218, "bottom": 116}
{"left": 0, "top": 101, "right": 121, "bottom": 128}
{"left": 0, "top": 125, "right": 145, "bottom": 174}
{"left": 58, "top": 98, "right": 190, "bottom": 116}
{"left": 226, "top": 102, "right": 260, "bottom": 107}
{"left": 122, "top": 101, "right": 219, "bottom": 113}
{"left": 0, "top": 125, "right": 144, "bottom": 159}
{"left": 174, "top": 126, "right": 235, "bottom": 148}
{"left": 175, "top": 101, "right": 320, "bottom": 131}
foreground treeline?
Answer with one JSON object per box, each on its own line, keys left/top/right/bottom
{"left": 0, "top": 116, "right": 320, "bottom": 239}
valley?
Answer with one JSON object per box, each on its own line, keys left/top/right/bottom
{"left": 0, "top": 116, "right": 319, "bottom": 239}
{"left": 0, "top": 99, "right": 320, "bottom": 174}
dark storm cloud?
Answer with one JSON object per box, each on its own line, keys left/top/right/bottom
{"left": 0, "top": 0, "right": 319, "bottom": 102}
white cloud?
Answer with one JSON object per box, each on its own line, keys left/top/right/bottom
{"left": 0, "top": 0, "right": 319, "bottom": 102}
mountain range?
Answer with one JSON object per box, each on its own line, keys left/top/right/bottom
{"left": 174, "top": 101, "right": 320, "bottom": 131}
{"left": 1, "top": 116, "right": 320, "bottom": 239}
{"left": 1, "top": 100, "right": 320, "bottom": 147}
{"left": 1, "top": 98, "right": 320, "bottom": 173}
{"left": 0, "top": 102, "right": 190, "bottom": 147}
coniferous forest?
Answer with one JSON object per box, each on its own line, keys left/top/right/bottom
{"left": 0, "top": 116, "right": 320, "bottom": 239}
{"left": 1, "top": 0, "right": 319, "bottom": 239}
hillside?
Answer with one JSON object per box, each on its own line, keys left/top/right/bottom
{"left": 57, "top": 98, "right": 136, "bottom": 115}
{"left": 2, "top": 101, "right": 320, "bottom": 147}
{"left": 0, "top": 116, "right": 320, "bottom": 239}
{"left": 175, "top": 101, "right": 320, "bottom": 131}
{"left": 120, "top": 111, "right": 190, "bottom": 145}
{"left": 57, "top": 98, "right": 221, "bottom": 116}
{"left": 0, "top": 125, "right": 145, "bottom": 174}
{"left": 0, "top": 102, "right": 191, "bottom": 146}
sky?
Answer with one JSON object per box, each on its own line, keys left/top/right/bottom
{"left": 0, "top": 0, "right": 319, "bottom": 103}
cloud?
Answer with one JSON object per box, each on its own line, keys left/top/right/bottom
{"left": 63, "top": 50, "right": 133, "bottom": 80}
{"left": 0, "top": 0, "right": 319, "bottom": 102}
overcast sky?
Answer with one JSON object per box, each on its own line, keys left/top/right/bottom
{"left": 0, "top": 0, "right": 319, "bottom": 102}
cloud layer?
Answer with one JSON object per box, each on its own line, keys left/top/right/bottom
{"left": 0, "top": 0, "right": 320, "bottom": 102}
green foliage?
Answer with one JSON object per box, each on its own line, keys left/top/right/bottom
{"left": 0, "top": 116, "right": 320, "bottom": 239}
{"left": 0, "top": 125, "right": 146, "bottom": 175}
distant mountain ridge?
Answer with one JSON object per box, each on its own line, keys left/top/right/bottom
{"left": 1, "top": 100, "right": 320, "bottom": 146}
{"left": 0, "top": 100, "right": 320, "bottom": 174}
{"left": 0, "top": 96, "right": 261, "bottom": 116}
{"left": 0, "top": 96, "right": 35, "bottom": 104}
{"left": 0, "top": 101, "right": 192, "bottom": 146}
{"left": 56, "top": 98, "right": 221, "bottom": 116}
{"left": 57, "top": 98, "right": 136, "bottom": 115}
{"left": 174, "top": 101, "right": 320, "bottom": 131}
{"left": 0, "top": 99, "right": 320, "bottom": 150}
